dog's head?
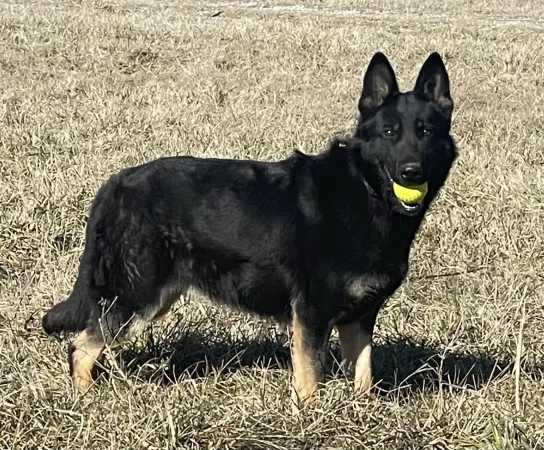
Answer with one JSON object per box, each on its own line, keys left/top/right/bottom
{"left": 354, "top": 52, "right": 457, "bottom": 216}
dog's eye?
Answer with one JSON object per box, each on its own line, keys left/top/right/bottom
{"left": 382, "top": 129, "right": 395, "bottom": 138}
{"left": 422, "top": 128, "right": 432, "bottom": 137}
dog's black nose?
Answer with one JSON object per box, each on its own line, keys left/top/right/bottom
{"left": 399, "top": 163, "right": 423, "bottom": 184}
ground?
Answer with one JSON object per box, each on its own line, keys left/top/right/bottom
{"left": 1, "top": 0, "right": 543, "bottom": 449}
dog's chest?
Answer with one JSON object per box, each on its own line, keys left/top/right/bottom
{"left": 342, "top": 261, "right": 408, "bottom": 315}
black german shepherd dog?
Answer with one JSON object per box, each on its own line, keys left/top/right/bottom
{"left": 42, "top": 52, "right": 457, "bottom": 408}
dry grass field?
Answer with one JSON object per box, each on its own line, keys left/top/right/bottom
{"left": 1, "top": 0, "right": 544, "bottom": 448}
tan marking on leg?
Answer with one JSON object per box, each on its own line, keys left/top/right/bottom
{"left": 290, "top": 311, "right": 318, "bottom": 411}
{"left": 337, "top": 322, "right": 373, "bottom": 393}
{"left": 71, "top": 330, "right": 104, "bottom": 391}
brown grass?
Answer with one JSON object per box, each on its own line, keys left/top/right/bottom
{"left": 1, "top": 0, "right": 544, "bottom": 448}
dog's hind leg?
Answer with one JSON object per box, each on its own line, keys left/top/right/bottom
{"left": 124, "top": 284, "right": 184, "bottom": 339}
{"left": 336, "top": 311, "right": 379, "bottom": 394}
{"left": 69, "top": 329, "right": 105, "bottom": 391}
{"left": 68, "top": 300, "right": 132, "bottom": 391}
{"left": 68, "top": 284, "right": 183, "bottom": 392}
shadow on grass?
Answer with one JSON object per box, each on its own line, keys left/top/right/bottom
{"left": 111, "top": 328, "right": 520, "bottom": 398}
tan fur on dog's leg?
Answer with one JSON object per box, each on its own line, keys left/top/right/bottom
{"left": 291, "top": 311, "right": 318, "bottom": 411}
{"left": 337, "top": 322, "right": 373, "bottom": 393}
{"left": 69, "top": 330, "right": 104, "bottom": 391}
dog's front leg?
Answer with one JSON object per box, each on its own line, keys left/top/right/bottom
{"left": 336, "top": 321, "right": 373, "bottom": 393}
{"left": 336, "top": 309, "right": 380, "bottom": 394}
{"left": 290, "top": 305, "right": 331, "bottom": 411}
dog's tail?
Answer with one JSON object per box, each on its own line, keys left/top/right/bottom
{"left": 42, "top": 276, "right": 94, "bottom": 335}
{"left": 42, "top": 178, "right": 119, "bottom": 336}
{"left": 42, "top": 228, "right": 106, "bottom": 335}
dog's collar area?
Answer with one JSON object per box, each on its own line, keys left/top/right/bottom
{"left": 363, "top": 179, "right": 380, "bottom": 200}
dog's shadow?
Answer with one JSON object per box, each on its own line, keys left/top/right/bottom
{"left": 113, "top": 328, "right": 518, "bottom": 398}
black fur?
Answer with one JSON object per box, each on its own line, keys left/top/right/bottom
{"left": 42, "top": 52, "right": 457, "bottom": 390}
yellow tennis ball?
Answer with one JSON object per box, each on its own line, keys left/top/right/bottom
{"left": 392, "top": 182, "right": 428, "bottom": 204}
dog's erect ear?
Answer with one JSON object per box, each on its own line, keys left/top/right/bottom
{"left": 414, "top": 52, "right": 453, "bottom": 115}
{"left": 358, "top": 52, "right": 399, "bottom": 121}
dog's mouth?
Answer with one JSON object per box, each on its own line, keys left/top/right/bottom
{"left": 383, "top": 168, "right": 427, "bottom": 216}
{"left": 397, "top": 199, "right": 423, "bottom": 213}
